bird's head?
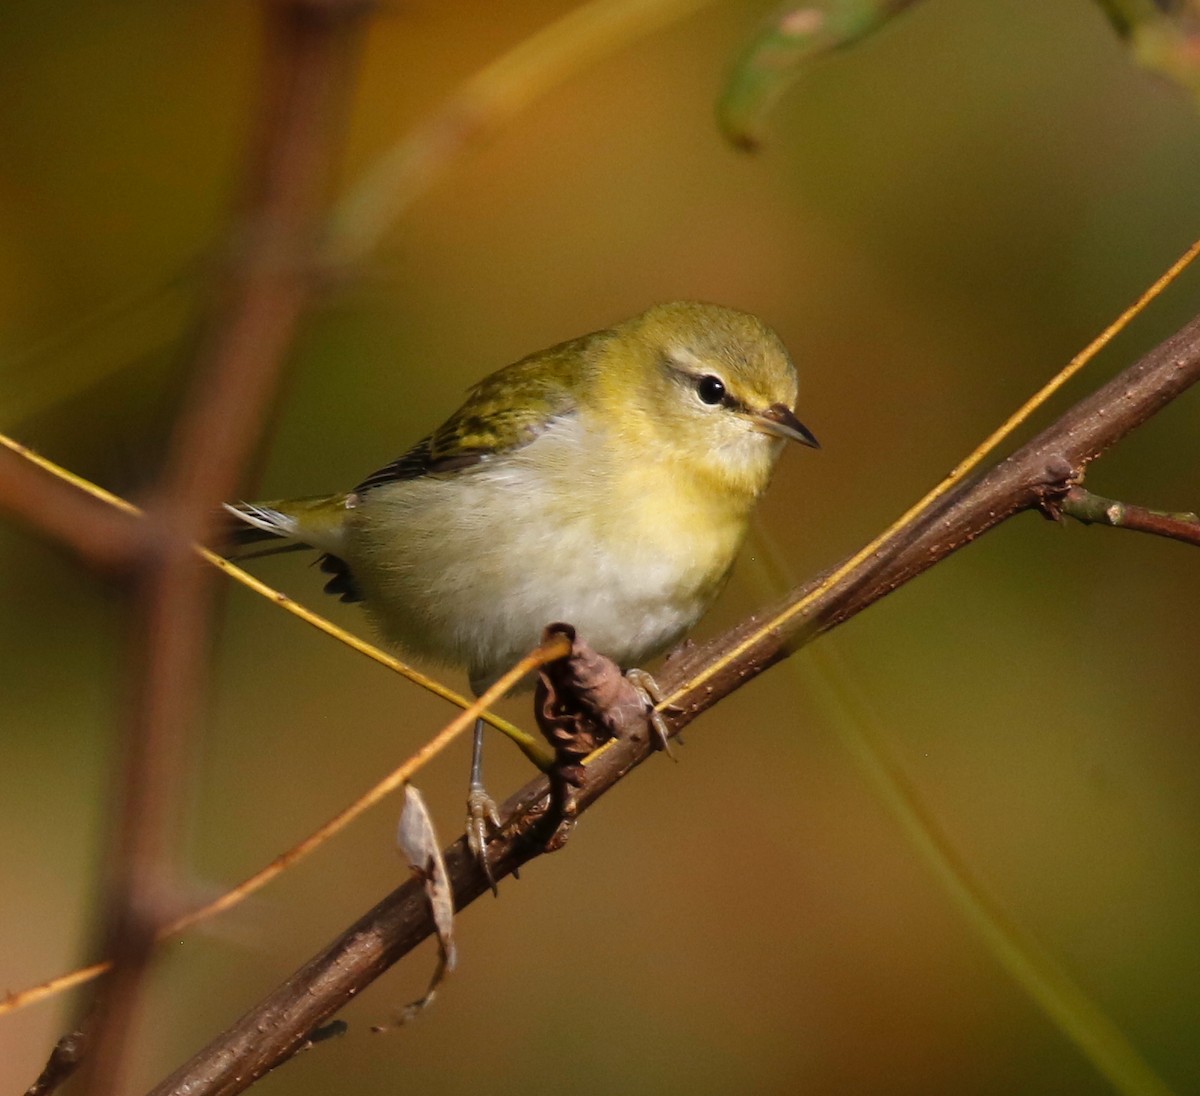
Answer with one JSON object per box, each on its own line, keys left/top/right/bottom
{"left": 595, "top": 300, "right": 818, "bottom": 502}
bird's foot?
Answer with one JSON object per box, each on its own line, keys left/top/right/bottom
{"left": 465, "top": 715, "right": 504, "bottom": 895}
{"left": 466, "top": 781, "right": 501, "bottom": 896}
{"left": 623, "top": 668, "right": 675, "bottom": 758}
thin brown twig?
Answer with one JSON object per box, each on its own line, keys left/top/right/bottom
{"left": 325, "top": 0, "right": 719, "bottom": 268}
{"left": 1057, "top": 485, "right": 1200, "bottom": 546}
{"left": 0, "top": 441, "right": 138, "bottom": 570}
{"left": 76, "top": 4, "right": 371, "bottom": 1094}
{"left": 147, "top": 310, "right": 1200, "bottom": 1096}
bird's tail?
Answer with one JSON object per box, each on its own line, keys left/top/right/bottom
{"left": 222, "top": 494, "right": 352, "bottom": 558}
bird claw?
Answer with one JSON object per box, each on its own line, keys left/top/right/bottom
{"left": 624, "top": 668, "right": 675, "bottom": 758}
{"left": 466, "top": 784, "right": 501, "bottom": 896}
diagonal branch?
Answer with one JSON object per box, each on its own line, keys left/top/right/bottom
{"left": 664, "top": 310, "right": 1200, "bottom": 718}
{"left": 148, "top": 312, "right": 1200, "bottom": 1096}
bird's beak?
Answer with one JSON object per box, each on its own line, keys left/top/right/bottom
{"left": 748, "top": 403, "right": 820, "bottom": 449}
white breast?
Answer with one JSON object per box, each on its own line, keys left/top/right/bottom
{"left": 347, "top": 415, "right": 750, "bottom": 691}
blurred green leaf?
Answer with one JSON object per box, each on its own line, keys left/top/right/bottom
{"left": 746, "top": 533, "right": 1177, "bottom": 1096}
{"left": 718, "top": 0, "right": 924, "bottom": 151}
{"left": 1096, "top": 0, "right": 1200, "bottom": 102}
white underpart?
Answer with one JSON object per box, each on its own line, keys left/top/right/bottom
{"left": 347, "top": 413, "right": 768, "bottom": 692}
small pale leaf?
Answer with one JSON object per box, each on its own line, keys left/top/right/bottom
{"left": 381, "top": 784, "right": 457, "bottom": 1028}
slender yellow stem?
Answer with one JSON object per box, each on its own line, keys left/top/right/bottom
{"left": 0, "top": 433, "right": 546, "bottom": 764}
{"left": 0, "top": 633, "right": 571, "bottom": 1017}
{"left": 743, "top": 533, "right": 1173, "bottom": 1096}
{"left": 0, "top": 434, "right": 140, "bottom": 516}
{"left": 204, "top": 552, "right": 547, "bottom": 765}
{"left": 661, "top": 235, "right": 1200, "bottom": 710}
{"left": 328, "top": 0, "right": 720, "bottom": 265}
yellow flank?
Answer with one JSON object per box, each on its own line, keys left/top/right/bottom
{"left": 228, "top": 301, "right": 818, "bottom": 694}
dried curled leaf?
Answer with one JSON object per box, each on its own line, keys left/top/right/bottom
{"left": 718, "top": 0, "right": 925, "bottom": 151}
{"left": 536, "top": 624, "right": 648, "bottom": 741}
{"left": 378, "top": 785, "right": 456, "bottom": 1029}
{"left": 533, "top": 622, "right": 651, "bottom": 849}
{"left": 1096, "top": 0, "right": 1200, "bottom": 103}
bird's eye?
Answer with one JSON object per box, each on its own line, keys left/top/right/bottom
{"left": 696, "top": 374, "right": 726, "bottom": 406}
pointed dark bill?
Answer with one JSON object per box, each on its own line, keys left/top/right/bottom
{"left": 748, "top": 403, "right": 820, "bottom": 449}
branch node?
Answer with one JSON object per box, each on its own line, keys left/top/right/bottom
{"left": 1033, "top": 455, "right": 1082, "bottom": 522}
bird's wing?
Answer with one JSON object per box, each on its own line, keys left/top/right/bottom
{"left": 354, "top": 332, "right": 599, "bottom": 496}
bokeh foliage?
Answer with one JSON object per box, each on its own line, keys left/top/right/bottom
{"left": 2, "top": 1, "right": 1200, "bottom": 1093}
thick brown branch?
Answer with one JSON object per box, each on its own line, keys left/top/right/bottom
{"left": 75, "top": 4, "right": 370, "bottom": 1094}
{"left": 664, "top": 309, "right": 1200, "bottom": 718}
{"left": 149, "top": 313, "right": 1200, "bottom": 1096}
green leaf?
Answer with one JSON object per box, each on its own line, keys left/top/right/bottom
{"left": 718, "top": 0, "right": 925, "bottom": 151}
{"left": 1095, "top": 0, "right": 1200, "bottom": 103}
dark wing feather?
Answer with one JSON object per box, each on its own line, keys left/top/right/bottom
{"left": 319, "top": 553, "right": 363, "bottom": 602}
{"left": 353, "top": 332, "right": 601, "bottom": 498}
{"left": 354, "top": 435, "right": 494, "bottom": 495}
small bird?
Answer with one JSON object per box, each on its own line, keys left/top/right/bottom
{"left": 227, "top": 301, "right": 817, "bottom": 866}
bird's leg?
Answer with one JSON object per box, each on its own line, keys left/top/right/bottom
{"left": 466, "top": 716, "right": 502, "bottom": 895}
{"left": 623, "top": 668, "right": 675, "bottom": 757}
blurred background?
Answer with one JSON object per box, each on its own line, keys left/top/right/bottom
{"left": 3, "top": 0, "right": 1200, "bottom": 1092}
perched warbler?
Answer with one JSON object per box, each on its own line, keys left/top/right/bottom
{"left": 228, "top": 301, "right": 817, "bottom": 700}
{"left": 229, "top": 301, "right": 816, "bottom": 877}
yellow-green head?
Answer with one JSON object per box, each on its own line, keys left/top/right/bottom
{"left": 588, "top": 300, "right": 816, "bottom": 505}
